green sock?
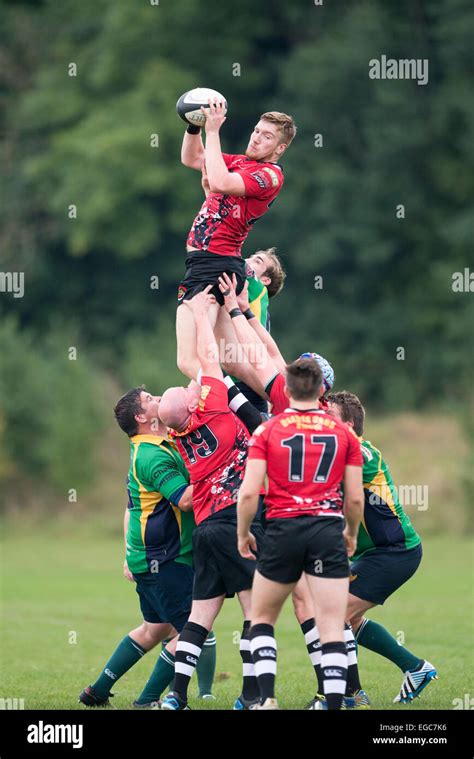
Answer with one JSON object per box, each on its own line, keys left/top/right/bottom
{"left": 92, "top": 635, "right": 146, "bottom": 698}
{"left": 196, "top": 630, "right": 216, "bottom": 696}
{"left": 356, "top": 619, "right": 421, "bottom": 672}
{"left": 135, "top": 648, "right": 175, "bottom": 704}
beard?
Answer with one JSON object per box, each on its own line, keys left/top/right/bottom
{"left": 246, "top": 145, "right": 266, "bottom": 161}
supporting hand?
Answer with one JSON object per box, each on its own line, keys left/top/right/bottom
{"left": 218, "top": 272, "right": 239, "bottom": 312}
{"left": 201, "top": 98, "right": 227, "bottom": 134}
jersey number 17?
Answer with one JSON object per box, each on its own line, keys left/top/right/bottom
{"left": 281, "top": 433, "right": 337, "bottom": 483}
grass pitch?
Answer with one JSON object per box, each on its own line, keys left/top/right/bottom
{"left": 1, "top": 525, "right": 472, "bottom": 711}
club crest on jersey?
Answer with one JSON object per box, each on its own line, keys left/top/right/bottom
{"left": 177, "top": 285, "right": 187, "bottom": 301}
{"left": 263, "top": 167, "right": 279, "bottom": 187}
{"left": 198, "top": 384, "right": 211, "bottom": 411}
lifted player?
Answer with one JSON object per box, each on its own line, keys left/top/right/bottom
{"left": 237, "top": 359, "right": 364, "bottom": 710}
{"left": 177, "top": 100, "right": 296, "bottom": 381}
{"left": 326, "top": 391, "right": 438, "bottom": 705}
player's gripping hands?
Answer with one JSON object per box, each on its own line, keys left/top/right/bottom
{"left": 200, "top": 97, "right": 227, "bottom": 134}
{"left": 218, "top": 272, "right": 239, "bottom": 310}
{"left": 236, "top": 280, "right": 251, "bottom": 313}
{"left": 183, "top": 285, "right": 217, "bottom": 316}
{"left": 218, "top": 271, "right": 254, "bottom": 318}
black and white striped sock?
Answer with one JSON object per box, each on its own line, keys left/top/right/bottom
{"left": 249, "top": 623, "right": 277, "bottom": 702}
{"left": 173, "top": 621, "right": 208, "bottom": 701}
{"left": 321, "top": 641, "right": 348, "bottom": 710}
{"left": 300, "top": 618, "right": 324, "bottom": 693}
{"left": 344, "top": 623, "right": 362, "bottom": 695}
{"left": 240, "top": 620, "right": 259, "bottom": 700}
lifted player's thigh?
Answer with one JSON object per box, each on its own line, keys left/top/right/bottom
{"left": 176, "top": 304, "right": 198, "bottom": 379}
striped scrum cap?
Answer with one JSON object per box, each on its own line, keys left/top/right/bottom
{"left": 299, "top": 352, "right": 335, "bottom": 392}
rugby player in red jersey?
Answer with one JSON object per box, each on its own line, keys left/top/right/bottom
{"left": 177, "top": 99, "right": 296, "bottom": 381}
{"left": 237, "top": 359, "right": 364, "bottom": 710}
{"left": 216, "top": 273, "right": 366, "bottom": 709}
{"left": 158, "top": 289, "right": 264, "bottom": 711}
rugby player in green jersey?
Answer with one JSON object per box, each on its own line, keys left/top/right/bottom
{"left": 79, "top": 387, "right": 216, "bottom": 707}
{"left": 326, "top": 391, "right": 438, "bottom": 705}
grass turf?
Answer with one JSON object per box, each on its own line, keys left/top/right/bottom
{"left": 1, "top": 527, "right": 472, "bottom": 710}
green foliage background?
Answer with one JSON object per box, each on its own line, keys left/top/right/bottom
{"left": 0, "top": 0, "right": 472, "bottom": 510}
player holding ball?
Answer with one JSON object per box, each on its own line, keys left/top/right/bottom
{"left": 175, "top": 87, "right": 296, "bottom": 381}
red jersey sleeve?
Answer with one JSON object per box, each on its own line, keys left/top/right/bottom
{"left": 266, "top": 372, "right": 287, "bottom": 415}
{"left": 346, "top": 426, "right": 363, "bottom": 467}
{"left": 222, "top": 153, "right": 237, "bottom": 167}
{"left": 196, "top": 376, "right": 229, "bottom": 420}
{"left": 247, "top": 422, "right": 268, "bottom": 461}
{"left": 238, "top": 164, "right": 284, "bottom": 199}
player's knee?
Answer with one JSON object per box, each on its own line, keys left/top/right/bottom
{"left": 291, "top": 593, "right": 309, "bottom": 624}
{"left": 346, "top": 594, "right": 367, "bottom": 626}
{"left": 348, "top": 613, "right": 364, "bottom": 631}
{"left": 139, "top": 622, "right": 165, "bottom": 650}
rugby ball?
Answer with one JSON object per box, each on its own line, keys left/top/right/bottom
{"left": 176, "top": 88, "right": 228, "bottom": 127}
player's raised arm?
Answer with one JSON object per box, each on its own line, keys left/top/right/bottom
{"left": 203, "top": 100, "right": 246, "bottom": 196}
{"left": 342, "top": 464, "right": 364, "bottom": 558}
{"left": 236, "top": 282, "right": 286, "bottom": 374}
{"left": 218, "top": 273, "right": 280, "bottom": 388}
{"left": 184, "top": 287, "right": 222, "bottom": 379}
{"left": 181, "top": 125, "right": 205, "bottom": 170}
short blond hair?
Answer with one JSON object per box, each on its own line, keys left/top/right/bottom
{"left": 255, "top": 247, "right": 286, "bottom": 298}
{"left": 260, "top": 111, "right": 297, "bottom": 147}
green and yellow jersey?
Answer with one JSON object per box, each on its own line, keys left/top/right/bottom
{"left": 126, "top": 434, "right": 195, "bottom": 574}
{"left": 353, "top": 437, "right": 421, "bottom": 561}
{"left": 229, "top": 274, "right": 270, "bottom": 386}
{"left": 247, "top": 274, "right": 269, "bottom": 329}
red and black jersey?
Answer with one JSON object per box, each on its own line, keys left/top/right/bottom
{"left": 266, "top": 372, "right": 329, "bottom": 415}
{"left": 170, "top": 376, "right": 249, "bottom": 525}
{"left": 265, "top": 372, "right": 287, "bottom": 415}
{"left": 248, "top": 408, "right": 363, "bottom": 520}
{"left": 186, "top": 154, "right": 284, "bottom": 257}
